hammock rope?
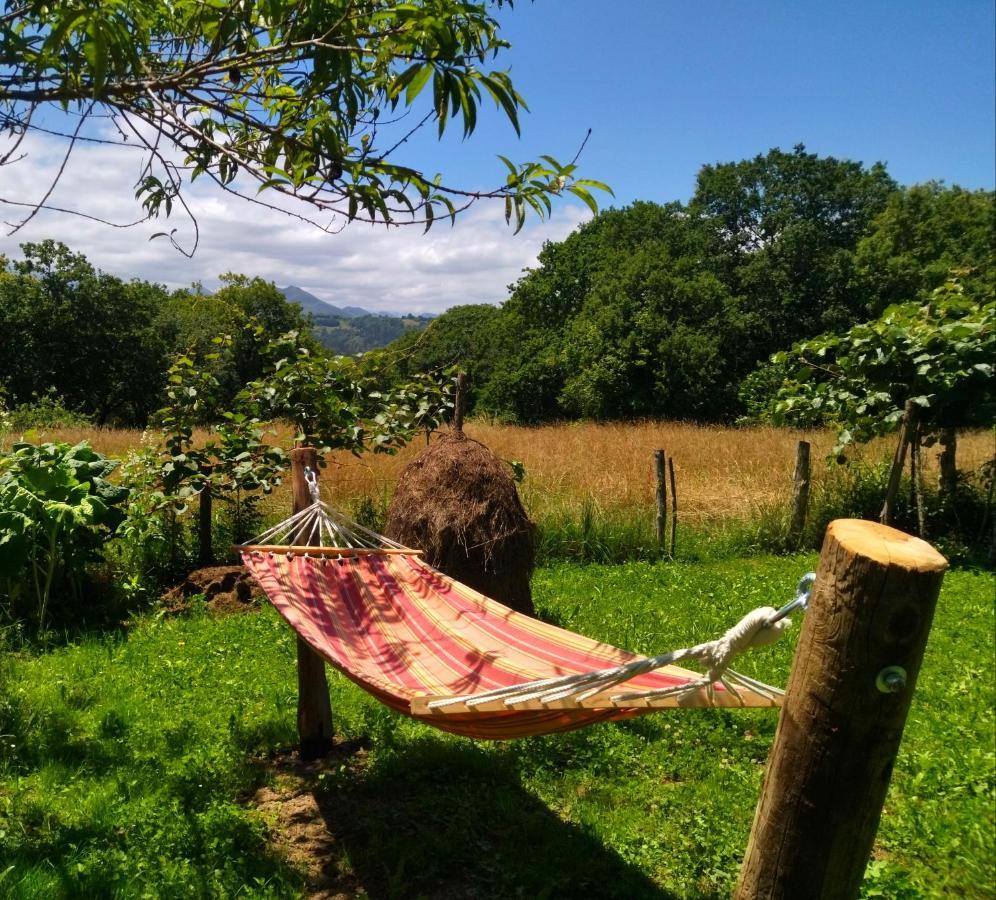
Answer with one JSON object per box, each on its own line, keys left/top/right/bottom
{"left": 424, "top": 573, "right": 814, "bottom": 712}
{"left": 236, "top": 498, "right": 814, "bottom": 739}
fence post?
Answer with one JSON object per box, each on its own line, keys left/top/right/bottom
{"left": 654, "top": 450, "right": 667, "bottom": 552}
{"left": 197, "top": 466, "right": 213, "bottom": 566}
{"left": 787, "top": 440, "right": 811, "bottom": 549}
{"left": 667, "top": 457, "right": 677, "bottom": 559}
{"left": 290, "top": 446, "right": 334, "bottom": 759}
{"left": 735, "top": 519, "right": 947, "bottom": 899}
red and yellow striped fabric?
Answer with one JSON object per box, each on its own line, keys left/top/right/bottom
{"left": 243, "top": 551, "right": 775, "bottom": 740}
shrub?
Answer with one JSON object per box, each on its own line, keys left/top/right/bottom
{"left": 0, "top": 391, "right": 93, "bottom": 432}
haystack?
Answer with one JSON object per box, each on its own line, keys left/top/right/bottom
{"left": 385, "top": 432, "right": 535, "bottom": 616}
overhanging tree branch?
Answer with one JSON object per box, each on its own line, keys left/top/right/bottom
{"left": 0, "top": 0, "right": 611, "bottom": 249}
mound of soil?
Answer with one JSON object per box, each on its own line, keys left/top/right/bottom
{"left": 384, "top": 432, "right": 535, "bottom": 615}
{"left": 162, "top": 565, "right": 263, "bottom": 615}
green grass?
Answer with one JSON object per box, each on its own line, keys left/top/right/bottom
{"left": 1, "top": 557, "right": 993, "bottom": 898}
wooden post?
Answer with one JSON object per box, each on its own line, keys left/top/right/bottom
{"left": 787, "top": 440, "right": 811, "bottom": 549}
{"left": 667, "top": 457, "right": 677, "bottom": 559}
{"left": 880, "top": 400, "right": 914, "bottom": 526}
{"left": 936, "top": 426, "right": 958, "bottom": 500}
{"left": 654, "top": 450, "right": 667, "bottom": 552}
{"left": 290, "top": 446, "right": 334, "bottom": 759}
{"left": 453, "top": 372, "right": 467, "bottom": 434}
{"left": 197, "top": 468, "right": 212, "bottom": 566}
{"left": 736, "top": 519, "right": 947, "bottom": 899}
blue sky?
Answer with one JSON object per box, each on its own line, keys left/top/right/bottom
{"left": 413, "top": 0, "right": 996, "bottom": 202}
{"left": 2, "top": 1, "right": 993, "bottom": 312}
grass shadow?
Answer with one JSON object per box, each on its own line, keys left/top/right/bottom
{"left": 261, "top": 738, "right": 679, "bottom": 900}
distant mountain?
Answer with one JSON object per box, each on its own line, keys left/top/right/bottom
{"left": 278, "top": 285, "right": 369, "bottom": 318}
{"left": 278, "top": 284, "right": 433, "bottom": 353}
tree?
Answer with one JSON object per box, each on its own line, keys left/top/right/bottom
{"left": 1, "top": 1, "right": 609, "bottom": 251}
{"left": 481, "top": 200, "right": 731, "bottom": 422}
{"left": 559, "top": 252, "right": 742, "bottom": 420}
{"left": 212, "top": 274, "right": 317, "bottom": 386}
{"left": 854, "top": 183, "right": 994, "bottom": 315}
{"left": 390, "top": 303, "right": 509, "bottom": 413}
{"left": 691, "top": 144, "right": 897, "bottom": 353}
{"left": 154, "top": 288, "right": 247, "bottom": 402}
{"left": 0, "top": 241, "right": 169, "bottom": 424}
{"left": 767, "top": 277, "right": 994, "bottom": 510}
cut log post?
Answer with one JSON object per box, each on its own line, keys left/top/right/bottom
{"left": 736, "top": 518, "right": 947, "bottom": 900}
{"left": 289, "top": 446, "right": 334, "bottom": 759}
{"left": 453, "top": 372, "right": 467, "bottom": 434}
{"left": 654, "top": 450, "right": 667, "bottom": 552}
{"left": 668, "top": 457, "right": 677, "bottom": 559}
{"left": 787, "top": 440, "right": 811, "bottom": 549}
{"left": 197, "top": 467, "right": 212, "bottom": 566}
{"left": 880, "top": 400, "right": 914, "bottom": 526}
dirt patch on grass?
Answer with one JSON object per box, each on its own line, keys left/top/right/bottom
{"left": 251, "top": 743, "right": 370, "bottom": 899}
{"left": 161, "top": 565, "right": 264, "bottom": 615}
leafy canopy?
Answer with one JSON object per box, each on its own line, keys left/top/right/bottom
{"left": 1, "top": 0, "right": 609, "bottom": 248}
{"left": 767, "top": 278, "right": 995, "bottom": 454}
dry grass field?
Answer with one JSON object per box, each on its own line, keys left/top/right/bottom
{"left": 9, "top": 421, "right": 993, "bottom": 527}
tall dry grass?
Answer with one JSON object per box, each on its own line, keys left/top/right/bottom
{"left": 9, "top": 421, "right": 993, "bottom": 528}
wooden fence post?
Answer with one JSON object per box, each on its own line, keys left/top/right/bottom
{"left": 197, "top": 467, "right": 212, "bottom": 566}
{"left": 735, "top": 519, "right": 947, "bottom": 899}
{"left": 787, "top": 440, "right": 811, "bottom": 549}
{"left": 290, "top": 446, "right": 334, "bottom": 759}
{"left": 667, "top": 457, "right": 677, "bottom": 559}
{"left": 654, "top": 450, "right": 667, "bottom": 552}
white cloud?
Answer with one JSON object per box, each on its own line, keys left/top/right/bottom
{"left": 0, "top": 131, "right": 591, "bottom": 314}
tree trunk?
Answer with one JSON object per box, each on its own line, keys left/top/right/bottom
{"left": 880, "top": 401, "right": 914, "bottom": 526}
{"left": 290, "top": 446, "right": 334, "bottom": 759}
{"left": 453, "top": 372, "right": 467, "bottom": 434}
{"left": 736, "top": 519, "right": 947, "bottom": 899}
{"left": 198, "top": 467, "right": 213, "bottom": 566}
{"left": 910, "top": 428, "right": 927, "bottom": 538}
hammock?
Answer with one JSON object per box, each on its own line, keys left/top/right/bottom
{"left": 238, "top": 492, "right": 811, "bottom": 741}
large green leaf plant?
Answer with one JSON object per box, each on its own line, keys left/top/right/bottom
{"left": 0, "top": 442, "right": 129, "bottom": 631}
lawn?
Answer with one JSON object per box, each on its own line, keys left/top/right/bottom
{"left": 1, "top": 555, "right": 992, "bottom": 898}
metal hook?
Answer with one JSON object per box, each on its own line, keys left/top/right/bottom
{"left": 767, "top": 572, "right": 817, "bottom": 626}
{"left": 303, "top": 466, "right": 320, "bottom": 504}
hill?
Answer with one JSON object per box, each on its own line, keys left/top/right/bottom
{"left": 278, "top": 284, "right": 369, "bottom": 318}
{"left": 312, "top": 313, "right": 432, "bottom": 354}
{"left": 277, "top": 284, "right": 432, "bottom": 353}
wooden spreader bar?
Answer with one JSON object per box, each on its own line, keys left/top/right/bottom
{"left": 234, "top": 544, "right": 422, "bottom": 557}
{"left": 410, "top": 685, "right": 782, "bottom": 715}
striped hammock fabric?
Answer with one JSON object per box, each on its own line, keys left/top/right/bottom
{"left": 242, "top": 549, "right": 781, "bottom": 740}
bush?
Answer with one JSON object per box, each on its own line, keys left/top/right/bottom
{"left": 0, "top": 391, "right": 93, "bottom": 432}
{"left": 713, "top": 458, "right": 995, "bottom": 565}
